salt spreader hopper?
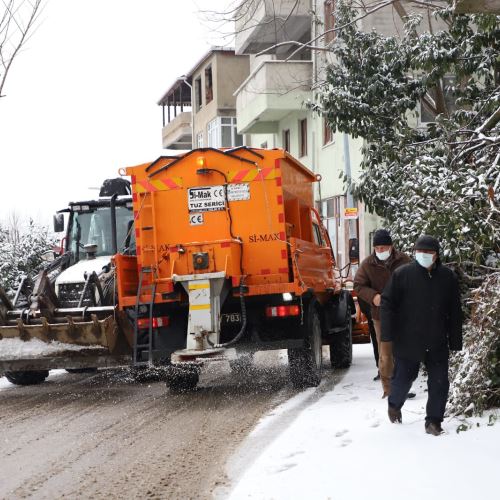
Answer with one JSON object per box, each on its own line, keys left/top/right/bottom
{"left": 115, "top": 148, "right": 353, "bottom": 390}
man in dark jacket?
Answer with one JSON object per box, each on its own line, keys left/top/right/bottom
{"left": 354, "top": 229, "right": 411, "bottom": 396}
{"left": 381, "top": 235, "right": 462, "bottom": 436}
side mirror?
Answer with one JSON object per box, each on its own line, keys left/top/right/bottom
{"left": 53, "top": 213, "right": 65, "bottom": 233}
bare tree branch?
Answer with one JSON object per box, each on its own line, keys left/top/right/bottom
{"left": 476, "top": 105, "right": 500, "bottom": 134}
{"left": 0, "top": 0, "right": 43, "bottom": 99}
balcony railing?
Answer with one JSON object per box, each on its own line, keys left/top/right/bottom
{"left": 235, "top": 0, "right": 311, "bottom": 55}
{"left": 235, "top": 60, "right": 312, "bottom": 134}
{"left": 161, "top": 112, "right": 192, "bottom": 150}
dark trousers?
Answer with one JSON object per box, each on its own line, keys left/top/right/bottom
{"left": 358, "top": 298, "right": 379, "bottom": 367}
{"left": 388, "top": 355, "right": 450, "bottom": 423}
{"left": 369, "top": 319, "right": 379, "bottom": 367}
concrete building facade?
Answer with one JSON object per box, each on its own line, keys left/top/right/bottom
{"left": 156, "top": 1, "right": 448, "bottom": 274}
{"left": 233, "top": 0, "right": 445, "bottom": 274}
{"left": 158, "top": 48, "right": 249, "bottom": 151}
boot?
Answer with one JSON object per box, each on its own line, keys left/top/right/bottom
{"left": 425, "top": 421, "right": 444, "bottom": 436}
{"left": 373, "top": 372, "right": 380, "bottom": 381}
{"left": 388, "top": 405, "right": 402, "bottom": 423}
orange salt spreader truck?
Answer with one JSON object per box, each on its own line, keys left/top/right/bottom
{"left": 115, "top": 148, "right": 354, "bottom": 390}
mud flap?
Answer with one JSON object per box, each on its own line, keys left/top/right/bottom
{"left": 323, "top": 290, "right": 352, "bottom": 334}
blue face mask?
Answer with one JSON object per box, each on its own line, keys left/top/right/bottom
{"left": 416, "top": 252, "right": 435, "bottom": 268}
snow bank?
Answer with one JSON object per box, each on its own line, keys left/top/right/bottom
{"left": 227, "top": 344, "right": 499, "bottom": 500}
{"left": 0, "top": 337, "right": 105, "bottom": 360}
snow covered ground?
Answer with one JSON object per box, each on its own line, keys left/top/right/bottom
{"left": 226, "top": 344, "right": 500, "bottom": 500}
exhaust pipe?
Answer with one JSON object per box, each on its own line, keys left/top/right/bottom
{"left": 110, "top": 193, "right": 118, "bottom": 255}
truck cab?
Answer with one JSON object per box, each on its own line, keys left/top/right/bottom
{"left": 53, "top": 180, "right": 135, "bottom": 308}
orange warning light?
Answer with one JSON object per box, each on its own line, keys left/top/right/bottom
{"left": 196, "top": 156, "right": 206, "bottom": 168}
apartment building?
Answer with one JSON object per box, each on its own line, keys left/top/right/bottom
{"left": 158, "top": 48, "right": 250, "bottom": 151}
{"left": 234, "top": 0, "right": 444, "bottom": 273}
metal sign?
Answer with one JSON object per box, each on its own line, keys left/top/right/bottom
{"left": 227, "top": 183, "right": 250, "bottom": 202}
{"left": 188, "top": 185, "right": 226, "bottom": 213}
{"left": 344, "top": 207, "right": 358, "bottom": 220}
{"left": 189, "top": 213, "right": 204, "bottom": 226}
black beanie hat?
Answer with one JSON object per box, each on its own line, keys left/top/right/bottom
{"left": 415, "top": 235, "right": 440, "bottom": 253}
{"left": 373, "top": 229, "right": 392, "bottom": 246}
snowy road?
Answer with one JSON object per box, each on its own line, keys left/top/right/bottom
{"left": 0, "top": 352, "right": 309, "bottom": 499}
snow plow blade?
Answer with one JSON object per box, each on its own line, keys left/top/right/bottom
{"left": 0, "top": 307, "right": 133, "bottom": 354}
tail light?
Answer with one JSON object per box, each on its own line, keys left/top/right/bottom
{"left": 265, "top": 305, "right": 300, "bottom": 318}
{"left": 137, "top": 316, "right": 169, "bottom": 330}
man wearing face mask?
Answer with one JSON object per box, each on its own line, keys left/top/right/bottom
{"left": 381, "top": 235, "right": 462, "bottom": 435}
{"left": 354, "top": 229, "right": 411, "bottom": 396}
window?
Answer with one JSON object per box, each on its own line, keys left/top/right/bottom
{"left": 323, "top": 118, "right": 333, "bottom": 145}
{"left": 69, "top": 206, "right": 134, "bottom": 260}
{"left": 320, "top": 196, "right": 343, "bottom": 265}
{"left": 195, "top": 77, "right": 202, "bottom": 112}
{"left": 207, "top": 117, "right": 243, "bottom": 148}
{"left": 299, "top": 118, "right": 307, "bottom": 157}
{"left": 312, "top": 223, "right": 325, "bottom": 247}
{"left": 196, "top": 131, "right": 204, "bottom": 148}
{"left": 205, "top": 66, "right": 213, "bottom": 104}
{"left": 283, "top": 129, "right": 290, "bottom": 152}
{"left": 324, "top": 1, "right": 335, "bottom": 44}
{"left": 207, "top": 118, "right": 218, "bottom": 147}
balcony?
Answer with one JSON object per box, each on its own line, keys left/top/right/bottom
{"left": 454, "top": 0, "right": 500, "bottom": 13}
{"left": 235, "top": 0, "right": 311, "bottom": 55}
{"left": 235, "top": 60, "right": 312, "bottom": 134}
{"left": 161, "top": 112, "right": 192, "bottom": 150}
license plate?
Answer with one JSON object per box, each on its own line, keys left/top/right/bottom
{"left": 221, "top": 313, "right": 241, "bottom": 324}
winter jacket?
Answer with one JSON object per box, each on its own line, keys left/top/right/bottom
{"left": 353, "top": 250, "right": 411, "bottom": 320}
{"left": 380, "top": 260, "right": 463, "bottom": 362}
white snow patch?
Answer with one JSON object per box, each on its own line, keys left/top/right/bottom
{"left": 0, "top": 369, "right": 69, "bottom": 390}
{"left": 227, "top": 344, "right": 500, "bottom": 500}
{"left": 0, "top": 337, "right": 105, "bottom": 360}
{"left": 55, "top": 255, "right": 111, "bottom": 286}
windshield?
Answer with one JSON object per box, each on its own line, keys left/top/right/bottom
{"left": 68, "top": 206, "right": 135, "bottom": 259}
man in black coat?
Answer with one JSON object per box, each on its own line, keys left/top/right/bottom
{"left": 380, "top": 235, "right": 462, "bottom": 435}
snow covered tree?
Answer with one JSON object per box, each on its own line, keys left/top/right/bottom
{"left": 311, "top": 1, "right": 500, "bottom": 415}
{"left": 311, "top": 1, "right": 500, "bottom": 266}
{"left": 448, "top": 272, "right": 500, "bottom": 415}
{"left": 0, "top": 218, "right": 56, "bottom": 295}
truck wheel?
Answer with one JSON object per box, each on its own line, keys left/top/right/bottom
{"left": 4, "top": 370, "right": 49, "bottom": 386}
{"left": 288, "top": 302, "right": 322, "bottom": 388}
{"left": 165, "top": 365, "right": 199, "bottom": 392}
{"left": 330, "top": 306, "right": 353, "bottom": 369}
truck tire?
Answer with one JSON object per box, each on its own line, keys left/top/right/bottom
{"left": 4, "top": 370, "right": 49, "bottom": 386}
{"left": 165, "top": 365, "right": 199, "bottom": 392}
{"left": 288, "top": 301, "right": 322, "bottom": 388}
{"left": 329, "top": 306, "right": 353, "bottom": 369}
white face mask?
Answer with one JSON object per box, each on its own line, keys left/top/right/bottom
{"left": 375, "top": 250, "right": 391, "bottom": 261}
{"left": 416, "top": 252, "right": 435, "bottom": 268}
